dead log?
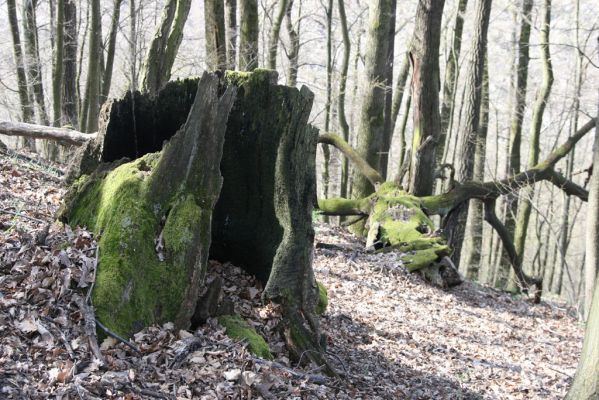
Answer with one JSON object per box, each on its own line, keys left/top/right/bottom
{"left": 0, "top": 120, "right": 94, "bottom": 146}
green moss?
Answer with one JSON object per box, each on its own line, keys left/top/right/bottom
{"left": 163, "top": 195, "right": 202, "bottom": 254}
{"left": 400, "top": 245, "right": 450, "bottom": 272}
{"left": 66, "top": 153, "right": 191, "bottom": 336}
{"left": 316, "top": 282, "right": 328, "bottom": 315}
{"left": 224, "top": 69, "right": 277, "bottom": 88}
{"left": 218, "top": 314, "right": 273, "bottom": 359}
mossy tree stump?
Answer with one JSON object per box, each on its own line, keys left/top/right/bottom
{"left": 62, "top": 73, "right": 236, "bottom": 336}
{"left": 63, "top": 70, "right": 330, "bottom": 369}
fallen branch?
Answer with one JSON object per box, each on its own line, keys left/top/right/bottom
{"left": 95, "top": 318, "right": 141, "bottom": 355}
{"left": 0, "top": 120, "right": 96, "bottom": 146}
{"left": 318, "top": 132, "right": 384, "bottom": 187}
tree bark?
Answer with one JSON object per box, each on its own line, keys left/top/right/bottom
{"left": 7, "top": 0, "right": 34, "bottom": 129}
{"left": 337, "top": 0, "right": 351, "bottom": 198}
{"left": 52, "top": 0, "right": 65, "bottom": 127}
{"left": 0, "top": 120, "right": 93, "bottom": 146}
{"left": 23, "top": 0, "right": 49, "bottom": 127}
{"left": 566, "top": 42, "right": 599, "bottom": 388}
{"left": 82, "top": 0, "right": 102, "bottom": 133}
{"left": 379, "top": 0, "right": 397, "bottom": 179}
{"left": 351, "top": 0, "right": 394, "bottom": 201}
{"left": 141, "top": 0, "right": 192, "bottom": 95}
{"left": 205, "top": 0, "right": 227, "bottom": 70}
{"left": 437, "top": 0, "right": 468, "bottom": 173}
{"left": 225, "top": 0, "right": 237, "bottom": 70}
{"left": 513, "top": 0, "right": 553, "bottom": 289}
{"left": 238, "top": 0, "right": 259, "bottom": 71}
{"left": 462, "top": 53, "right": 490, "bottom": 280}
{"left": 101, "top": 0, "right": 124, "bottom": 104}
{"left": 408, "top": 0, "right": 445, "bottom": 196}
{"left": 444, "top": 0, "right": 492, "bottom": 268}
{"left": 285, "top": 0, "right": 300, "bottom": 87}
{"left": 62, "top": 0, "right": 78, "bottom": 129}
{"left": 267, "top": 0, "right": 289, "bottom": 70}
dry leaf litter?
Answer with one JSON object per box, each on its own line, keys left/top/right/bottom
{"left": 0, "top": 151, "right": 584, "bottom": 399}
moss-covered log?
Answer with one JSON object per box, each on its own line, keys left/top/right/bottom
{"left": 61, "top": 73, "right": 236, "bottom": 336}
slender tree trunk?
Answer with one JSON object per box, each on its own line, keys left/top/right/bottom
{"left": 511, "top": 0, "right": 554, "bottom": 292}
{"left": 566, "top": 66, "right": 599, "bottom": 393}
{"left": 378, "top": 0, "right": 397, "bottom": 179}
{"left": 445, "top": 0, "right": 492, "bottom": 268}
{"left": 77, "top": 2, "right": 89, "bottom": 121}
{"left": 437, "top": 0, "right": 468, "bottom": 172}
{"left": 23, "top": 0, "right": 49, "bottom": 126}
{"left": 83, "top": 0, "right": 101, "bottom": 133}
{"left": 322, "top": 0, "right": 333, "bottom": 207}
{"left": 337, "top": 0, "right": 350, "bottom": 199}
{"left": 389, "top": 54, "right": 410, "bottom": 137}
{"left": 285, "top": 0, "right": 300, "bottom": 87}
{"left": 239, "top": 0, "right": 258, "bottom": 71}
{"left": 267, "top": 0, "right": 288, "bottom": 70}
{"left": 205, "top": 0, "right": 227, "bottom": 70}
{"left": 7, "top": 0, "right": 34, "bottom": 129}
{"left": 129, "top": 0, "right": 137, "bottom": 92}
{"left": 225, "top": 0, "right": 237, "bottom": 70}
{"left": 101, "top": 0, "right": 124, "bottom": 104}
{"left": 52, "top": 0, "right": 65, "bottom": 128}
{"left": 141, "top": 0, "right": 192, "bottom": 95}
{"left": 62, "top": 0, "right": 78, "bottom": 129}
{"left": 351, "top": 0, "right": 394, "bottom": 202}
{"left": 462, "top": 52, "right": 490, "bottom": 280}
{"left": 499, "top": 0, "right": 533, "bottom": 289}
{"left": 408, "top": 0, "right": 445, "bottom": 197}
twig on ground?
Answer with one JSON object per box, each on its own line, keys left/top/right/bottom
{"left": 95, "top": 318, "right": 141, "bottom": 355}
{"left": 1, "top": 208, "right": 47, "bottom": 224}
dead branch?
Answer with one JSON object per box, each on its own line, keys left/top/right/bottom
{"left": 0, "top": 120, "right": 96, "bottom": 146}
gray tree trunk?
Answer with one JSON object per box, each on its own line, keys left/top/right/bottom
{"left": 62, "top": 0, "right": 78, "bottom": 129}
{"left": 408, "top": 0, "right": 445, "bottom": 197}
{"left": 238, "top": 0, "right": 258, "bottom": 70}
{"left": 225, "top": 0, "right": 237, "bottom": 70}
{"left": 205, "top": 0, "right": 227, "bottom": 70}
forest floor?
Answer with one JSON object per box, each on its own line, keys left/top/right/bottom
{"left": 0, "top": 150, "right": 584, "bottom": 399}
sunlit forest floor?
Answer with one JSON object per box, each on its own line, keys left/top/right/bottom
{"left": 0, "top": 151, "right": 583, "bottom": 399}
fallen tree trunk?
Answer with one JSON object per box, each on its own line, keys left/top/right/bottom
{"left": 318, "top": 118, "right": 595, "bottom": 291}
{"left": 0, "top": 120, "right": 95, "bottom": 146}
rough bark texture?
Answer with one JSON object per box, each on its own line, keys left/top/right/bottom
{"left": 513, "top": 0, "right": 553, "bottom": 284}
{"left": 141, "top": 0, "right": 192, "bottom": 96}
{"left": 379, "top": 0, "right": 397, "bottom": 179}
{"left": 445, "top": 0, "right": 492, "bottom": 268}
{"left": 408, "top": 0, "right": 445, "bottom": 196}
{"left": 52, "top": 0, "right": 65, "bottom": 126}
{"left": 351, "top": 0, "right": 393, "bottom": 200}
{"left": 83, "top": 0, "right": 101, "bottom": 133}
{"left": 61, "top": 73, "right": 236, "bottom": 337}
{"left": 62, "top": 0, "right": 78, "bottom": 128}
{"left": 62, "top": 71, "right": 322, "bottom": 357}
{"left": 7, "top": 0, "right": 34, "bottom": 126}
{"left": 437, "top": 0, "right": 468, "bottom": 170}
{"left": 205, "top": 0, "right": 227, "bottom": 70}
{"left": 225, "top": 0, "right": 237, "bottom": 70}
{"left": 239, "top": 0, "right": 259, "bottom": 71}
{"left": 566, "top": 84, "right": 599, "bottom": 396}
{"left": 267, "top": 0, "right": 289, "bottom": 70}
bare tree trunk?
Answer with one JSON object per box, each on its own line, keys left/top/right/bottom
{"left": 23, "top": 0, "right": 49, "bottom": 126}
{"left": 52, "top": 0, "right": 65, "bottom": 127}
{"left": 101, "top": 0, "right": 124, "bottom": 104}
{"left": 82, "top": 0, "right": 101, "bottom": 133}
{"left": 351, "top": 0, "right": 394, "bottom": 202}
{"left": 444, "top": 0, "right": 492, "bottom": 268}
{"left": 499, "top": 0, "right": 533, "bottom": 289}
{"left": 389, "top": 54, "right": 410, "bottom": 138}
{"left": 337, "top": 0, "right": 350, "bottom": 199}
{"left": 436, "top": 0, "right": 468, "bottom": 172}
{"left": 566, "top": 53, "right": 599, "bottom": 390}
{"left": 225, "top": 0, "right": 237, "bottom": 70}
{"left": 141, "top": 0, "right": 192, "bottom": 95}
{"left": 61, "top": 0, "right": 78, "bottom": 129}
{"left": 408, "top": 0, "right": 445, "bottom": 196}
{"left": 205, "top": 0, "right": 227, "bottom": 70}
{"left": 267, "top": 0, "right": 288, "bottom": 70}
{"left": 513, "top": 0, "right": 553, "bottom": 292}
{"left": 239, "top": 0, "right": 258, "bottom": 71}
{"left": 7, "top": 0, "right": 34, "bottom": 131}
{"left": 462, "top": 52, "right": 490, "bottom": 280}
{"left": 378, "top": 0, "right": 397, "bottom": 179}
{"left": 285, "top": 0, "right": 300, "bottom": 86}
{"left": 321, "top": 0, "right": 333, "bottom": 209}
